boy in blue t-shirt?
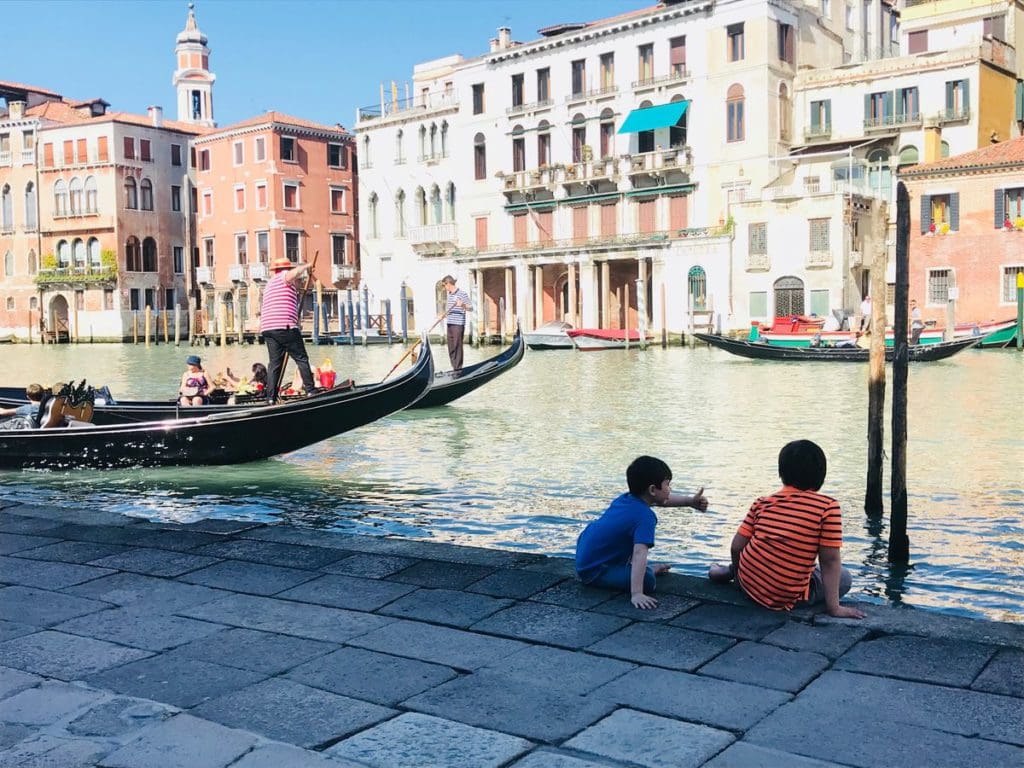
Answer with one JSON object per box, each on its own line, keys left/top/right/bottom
{"left": 576, "top": 455, "right": 708, "bottom": 609}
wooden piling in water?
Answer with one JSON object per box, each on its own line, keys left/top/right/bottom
{"left": 144, "top": 307, "right": 152, "bottom": 347}
{"left": 865, "top": 200, "right": 888, "bottom": 516}
{"left": 132, "top": 312, "right": 138, "bottom": 344}
{"left": 162, "top": 309, "right": 169, "bottom": 344}
{"left": 219, "top": 303, "right": 227, "bottom": 348}
{"left": 889, "top": 182, "right": 911, "bottom": 563}
{"left": 174, "top": 306, "right": 181, "bottom": 345}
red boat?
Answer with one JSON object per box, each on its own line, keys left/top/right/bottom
{"left": 567, "top": 329, "right": 653, "bottom": 350}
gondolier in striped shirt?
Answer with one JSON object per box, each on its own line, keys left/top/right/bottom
{"left": 261, "top": 256, "right": 317, "bottom": 402}
{"left": 442, "top": 274, "right": 472, "bottom": 371}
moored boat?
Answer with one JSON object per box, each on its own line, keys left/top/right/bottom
{"left": 695, "top": 333, "right": 980, "bottom": 362}
{"left": 524, "top": 320, "right": 574, "bottom": 350}
{"left": 953, "top": 318, "right": 1019, "bottom": 348}
{"left": 0, "top": 336, "right": 434, "bottom": 470}
{"left": 567, "top": 329, "right": 653, "bottom": 351}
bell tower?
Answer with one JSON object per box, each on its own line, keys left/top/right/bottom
{"left": 173, "top": 3, "right": 215, "bottom": 127}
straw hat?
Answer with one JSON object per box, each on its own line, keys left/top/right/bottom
{"left": 270, "top": 256, "right": 293, "bottom": 272}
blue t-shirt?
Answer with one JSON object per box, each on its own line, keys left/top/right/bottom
{"left": 575, "top": 492, "right": 657, "bottom": 583}
{"left": 14, "top": 403, "right": 38, "bottom": 418}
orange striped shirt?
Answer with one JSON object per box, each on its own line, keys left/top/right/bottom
{"left": 736, "top": 487, "right": 842, "bottom": 611}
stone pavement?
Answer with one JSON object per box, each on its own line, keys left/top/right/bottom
{"left": 0, "top": 499, "right": 1022, "bottom": 768}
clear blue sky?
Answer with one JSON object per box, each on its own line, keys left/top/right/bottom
{"left": 4, "top": 0, "right": 642, "bottom": 129}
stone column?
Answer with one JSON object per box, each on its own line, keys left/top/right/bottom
{"left": 579, "top": 260, "right": 598, "bottom": 328}
{"left": 504, "top": 266, "right": 514, "bottom": 333}
{"left": 534, "top": 265, "right": 544, "bottom": 327}
{"left": 475, "top": 267, "right": 485, "bottom": 340}
{"left": 515, "top": 261, "right": 532, "bottom": 330}
{"left": 567, "top": 261, "right": 577, "bottom": 326}
{"left": 600, "top": 260, "right": 611, "bottom": 329}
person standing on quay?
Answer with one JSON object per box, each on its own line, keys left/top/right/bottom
{"left": 442, "top": 274, "right": 472, "bottom": 371}
{"left": 261, "top": 256, "right": 316, "bottom": 402}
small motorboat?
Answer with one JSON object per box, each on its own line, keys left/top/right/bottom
{"left": 567, "top": 329, "right": 653, "bottom": 351}
{"left": 952, "top": 318, "right": 1019, "bottom": 349}
{"left": 524, "top": 321, "right": 574, "bottom": 350}
{"left": 695, "top": 333, "right": 980, "bottom": 362}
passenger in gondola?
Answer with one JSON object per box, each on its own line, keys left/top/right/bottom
{"left": 0, "top": 383, "right": 45, "bottom": 422}
{"left": 178, "top": 355, "right": 211, "bottom": 406}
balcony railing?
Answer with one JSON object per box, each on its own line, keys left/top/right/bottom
{"left": 746, "top": 253, "right": 769, "bottom": 271}
{"left": 417, "top": 150, "right": 449, "bottom": 164}
{"left": 565, "top": 85, "right": 618, "bottom": 104}
{"left": 502, "top": 167, "right": 555, "bottom": 191}
{"left": 760, "top": 179, "right": 885, "bottom": 201}
{"left": 0, "top": 151, "right": 11, "bottom": 166}
{"left": 507, "top": 98, "right": 553, "bottom": 115}
{"left": 35, "top": 266, "right": 117, "bottom": 287}
{"left": 863, "top": 112, "right": 921, "bottom": 131}
{"left": 357, "top": 92, "right": 459, "bottom": 123}
{"left": 196, "top": 266, "right": 213, "bottom": 284}
{"left": 229, "top": 264, "right": 248, "bottom": 282}
{"left": 52, "top": 206, "right": 100, "bottom": 219}
{"left": 249, "top": 262, "right": 269, "bottom": 282}
{"left": 409, "top": 222, "right": 457, "bottom": 246}
{"left": 936, "top": 107, "right": 970, "bottom": 124}
{"left": 632, "top": 68, "right": 690, "bottom": 89}
{"left": 627, "top": 148, "right": 692, "bottom": 174}
{"left": 21, "top": 149, "right": 35, "bottom": 164}
{"left": 332, "top": 264, "right": 357, "bottom": 283}
{"left": 803, "top": 125, "right": 832, "bottom": 141}
{"left": 564, "top": 158, "right": 618, "bottom": 182}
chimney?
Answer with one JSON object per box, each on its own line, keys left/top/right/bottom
{"left": 489, "top": 37, "right": 499, "bottom": 52}
{"left": 148, "top": 105, "right": 163, "bottom": 127}
{"left": 9, "top": 101, "right": 25, "bottom": 119}
{"left": 497, "top": 26, "right": 511, "bottom": 49}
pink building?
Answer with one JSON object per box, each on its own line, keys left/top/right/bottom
{"left": 191, "top": 113, "right": 358, "bottom": 334}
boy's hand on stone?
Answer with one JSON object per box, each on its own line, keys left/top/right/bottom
{"left": 653, "top": 563, "right": 671, "bottom": 575}
{"left": 828, "top": 604, "right": 865, "bottom": 620}
{"left": 631, "top": 592, "right": 658, "bottom": 610}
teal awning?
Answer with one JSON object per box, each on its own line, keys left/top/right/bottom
{"left": 626, "top": 183, "right": 695, "bottom": 198}
{"left": 618, "top": 101, "right": 689, "bottom": 134}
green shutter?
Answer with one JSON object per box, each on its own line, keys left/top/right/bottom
{"left": 825, "top": 100, "right": 831, "bottom": 129}
{"left": 962, "top": 80, "right": 970, "bottom": 117}
{"left": 864, "top": 94, "right": 871, "bottom": 125}
{"left": 920, "top": 194, "right": 932, "bottom": 234}
{"left": 995, "top": 189, "right": 1005, "bottom": 228}
{"left": 1016, "top": 81, "right": 1024, "bottom": 121}
{"left": 883, "top": 92, "right": 893, "bottom": 122}
{"left": 950, "top": 192, "right": 959, "bottom": 231}
{"left": 945, "top": 81, "right": 955, "bottom": 112}
{"left": 811, "top": 102, "right": 820, "bottom": 131}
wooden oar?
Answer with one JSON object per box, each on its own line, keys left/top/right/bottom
{"left": 273, "top": 250, "right": 319, "bottom": 399}
{"left": 382, "top": 308, "right": 451, "bottom": 380}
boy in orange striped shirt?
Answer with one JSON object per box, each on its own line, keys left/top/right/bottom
{"left": 709, "top": 440, "right": 864, "bottom": 619}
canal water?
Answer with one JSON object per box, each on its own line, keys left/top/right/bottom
{"left": 2, "top": 339, "right": 1022, "bottom": 623}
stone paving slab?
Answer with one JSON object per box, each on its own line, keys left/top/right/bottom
{"left": 124, "top": 529, "right": 226, "bottom": 553}
{"left": 12, "top": 540, "right": 131, "bottom": 564}
{"left": 237, "top": 525, "right": 362, "bottom": 549}
{"left": 42, "top": 523, "right": 152, "bottom": 546}
{"left": 971, "top": 648, "right": 1024, "bottom": 697}
{"left": 232, "top": 742, "right": 362, "bottom": 768}
{"left": 0, "top": 533, "right": 62, "bottom": 555}
{"left": 171, "top": 627, "right": 336, "bottom": 675}
{"left": 346, "top": 619, "right": 528, "bottom": 671}
{"left": 0, "top": 513, "right": 66, "bottom": 535}
{"left": 403, "top": 671, "right": 617, "bottom": 743}
{"left": 322, "top": 553, "right": 419, "bottom": 578}
{"left": 697, "top": 640, "right": 830, "bottom": 692}
{"left": 177, "top": 592, "right": 393, "bottom": 642}
{"left": 834, "top": 634, "right": 997, "bottom": 687}
{"left": 5, "top": 504, "right": 143, "bottom": 527}
{"left": 178, "top": 559, "right": 320, "bottom": 596}
{"left": 0, "top": 680, "right": 106, "bottom": 726}
{"left": 286, "top": 646, "right": 456, "bottom": 706}
{"left": 0, "top": 733, "right": 112, "bottom": 767}
{"left": 66, "top": 696, "right": 176, "bottom": 738}
{"left": 466, "top": 568, "right": 566, "bottom": 599}
{"left": 0, "top": 722, "right": 32, "bottom": 751}
{"left": 386, "top": 559, "right": 496, "bottom": 589}
{"left": 192, "top": 677, "right": 394, "bottom": 749}
{"left": 0, "top": 665, "right": 42, "bottom": 699}
{"left": 154, "top": 518, "right": 264, "bottom": 536}
{"left": 703, "top": 742, "right": 849, "bottom": 768}
{"left": 471, "top": 602, "right": 630, "bottom": 649}
{"left": 193, "top": 539, "right": 351, "bottom": 569}
{"left": 86, "top": 547, "right": 221, "bottom": 578}
{"left": 278, "top": 573, "right": 417, "bottom": 611}
{"left": 86, "top": 653, "right": 266, "bottom": 709}
{"left": 565, "top": 708, "right": 735, "bottom": 768}
{"left": 378, "top": 587, "right": 512, "bottom": 627}
{"left": 479, "top": 645, "right": 636, "bottom": 696}
{"left": 586, "top": 623, "right": 735, "bottom": 672}
{"left": 509, "top": 751, "right": 617, "bottom": 768}
{"left": 593, "top": 665, "right": 791, "bottom": 731}
{"left": 760, "top": 620, "right": 869, "bottom": 659}
{"left": 97, "top": 712, "right": 257, "bottom": 768}
{"left": 528, "top": 580, "right": 616, "bottom": 609}
{"left": 53, "top": 606, "right": 226, "bottom": 652}
{"left": 670, "top": 603, "right": 788, "bottom": 640}
{"left": 0, "top": 555, "right": 114, "bottom": 590}
{"left": 64, "top": 572, "right": 229, "bottom": 611}
{"left": 0, "top": 585, "right": 111, "bottom": 627}
{"left": 0, "top": 620, "right": 38, "bottom": 643}
{"left": 0, "top": 631, "right": 152, "bottom": 681}
{"left": 590, "top": 593, "right": 700, "bottom": 622}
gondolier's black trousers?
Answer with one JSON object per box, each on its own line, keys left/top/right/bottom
{"left": 264, "top": 327, "right": 316, "bottom": 400}
{"left": 446, "top": 323, "right": 465, "bottom": 371}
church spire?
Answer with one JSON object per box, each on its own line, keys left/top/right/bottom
{"left": 173, "top": 2, "right": 216, "bottom": 127}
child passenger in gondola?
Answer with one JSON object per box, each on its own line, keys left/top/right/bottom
{"left": 575, "top": 456, "right": 708, "bottom": 609}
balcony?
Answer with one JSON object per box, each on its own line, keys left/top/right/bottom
{"left": 626, "top": 148, "right": 692, "bottom": 176}
{"left": 35, "top": 266, "right": 117, "bottom": 287}
{"left": 332, "top": 264, "right": 357, "bottom": 283}
{"left": 506, "top": 98, "right": 553, "bottom": 116}
{"left": 745, "top": 253, "right": 769, "bottom": 271}
{"left": 863, "top": 112, "right": 921, "bottom": 132}
{"left": 806, "top": 250, "right": 833, "bottom": 268}
{"left": 249, "top": 262, "right": 269, "bottom": 282}
{"left": 502, "top": 167, "right": 555, "bottom": 192}
{"left": 21, "top": 149, "right": 35, "bottom": 164}
{"left": 936, "top": 107, "right": 970, "bottom": 125}
{"left": 563, "top": 158, "right": 618, "bottom": 183}
{"left": 356, "top": 92, "right": 459, "bottom": 124}
{"left": 565, "top": 85, "right": 617, "bottom": 106}
{"left": 632, "top": 68, "right": 690, "bottom": 90}
{"left": 229, "top": 264, "right": 248, "bottom": 282}
{"left": 803, "top": 125, "right": 832, "bottom": 142}
{"left": 196, "top": 266, "right": 213, "bottom": 284}
{"left": 0, "top": 151, "right": 10, "bottom": 166}
{"left": 409, "top": 222, "right": 457, "bottom": 251}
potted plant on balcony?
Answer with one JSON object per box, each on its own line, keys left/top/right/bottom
{"left": 1015, "top": 217, "right": 1024, "bottom": 231}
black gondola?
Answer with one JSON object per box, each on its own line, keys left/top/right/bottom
{"left": 409, "top": 324, "right": 524, "bottom": 409}
{"left": 0, "top": 336, "right": 433, "bottom": 470}
{"left": 694, "top": 333, "right": 981, "bottom": 362}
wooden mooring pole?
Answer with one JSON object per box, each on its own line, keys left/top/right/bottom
{"left": 865, "top": 200, "right": 888, "bottom": 516}
{"left": 889, "top": 182, "right": 910, "bottom": 563}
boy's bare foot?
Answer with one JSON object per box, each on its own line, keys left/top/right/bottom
{"left": 708, "top": 563, "right": 734, "bottom": 584}
{"left": 653, "top": 563, "right": 672, "bottom": 575}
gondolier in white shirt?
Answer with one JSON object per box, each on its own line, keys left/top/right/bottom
{"left": 442, "top": 274, "right": 472, "bottom": 371}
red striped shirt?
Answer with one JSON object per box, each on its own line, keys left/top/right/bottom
{"left": 260, "top": 273, "right": 298, "bottom": 331}
{"left": 736, "top": 487, "right": 843, "bottom": 611}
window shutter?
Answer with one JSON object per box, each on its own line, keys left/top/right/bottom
{"left": 995, "top": 189, "right": 1005, "bottom": 228}
{"left": 962, "top": 80, "right": 970, "bottom": 115}
{"left": 863, "top": 94, "right": 871, "bottom": 123}
{"left": 883, "top": 91, "right": 893, "bottom": 120}
{"left": 97, "top": 136, "right": 108, "bottom": 162}
{"left": 63, "top": 141, "right": 73, "bottom": 164}
{"left": 1016, "top": 81, "right": 1024, "bottom": 122}
{"left": 920, "top": 194, "right": 932, "bottom": 233}
{"left": 949, "top": 193, "right": 959, "bottom": 231}
{"left": 825, "top": 100, "right": 831, "bottom": 127}
{"left": 811, "top": 104, "right": 820, "bottom": 131}
{"left": 945, "top": 81, "right": 954, "bottom": 111}
{"left": 43, "top": 143, "right": 54, "bottom": 167}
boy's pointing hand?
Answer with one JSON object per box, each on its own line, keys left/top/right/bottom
{"left": 692, "top": 487, "right": 708, "bottom": 511}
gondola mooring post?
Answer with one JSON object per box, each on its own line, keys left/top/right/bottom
{"left": 385, "top": 299, "right": 393, "bottom": 344}
{"left": 361, "top": 285, "right": 370, "bottom": 346}
{"left": 399, "top": 283, "right": 409, "bottom": 342}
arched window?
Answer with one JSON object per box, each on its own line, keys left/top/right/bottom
{"left": 440, "top": 121, "right": 449, "bottom": 157}
{"left": 537, "top": 120, "right": 552, "bottom": 166}
{"left": 898, "top": 145, "right": 919, "bottom": 166}
{"left": 361, "top": 135, "right": 371, "bottom": 168}
{"left": 445, "top": 182, "right": 456, "bottom": 223}
{"left": 395, "top": 129, "right": 404, "bottom": 163}
{"left": 599, "top": 108, "right": 616, "bottom": 158}
{"left": 429, "top": 123, "right": 437, "bottom": 157}
{"left": 4, "top": 251, "right": 13, "bottom": 277}
{"left": 368, "top": 193, "right": 379, "bottom": 238}
{"left": 415, "top": 187, "right": 427, "bottom": 226}
{"left": 124, "top": 177, "right": 138, "bottom": 209}
{"left": 395, "top": 189, "right": 406, "bottom": 237}
{"left": 57, "top": 239, "right": 71, "bottom": 268}
{"left": 73, "top": 238, "right": 86, "bottom": 269}
{"left": 727, "top": 83, "right": 745, "bottom": 142}
{"left": 688, "top": 266, "right": 707, "bottom": 311}
{"left": 430, "top": 184, "right": 442, "bottom": 225}
{"left": 778, "top": 84, "right": 791, "bottom": 141}
{"left": 419, "top": 125, "right": 427, "bottom": 159}
{"left": 69, "top": 176, "right": 83, "bottom": 214}
{"left": 28, "top": 249, "right": 37, "bottom": 275}
{"left": 24, "top": 182, "right": 37, "bottom": 229}
{"left": 572, "top": 113, "right": 589, "bottom": 160}
{"left": 0, "top": 184, "right": 11, "bottom": 230}
{"left": 88, "top": 238, "right": 101, "bottom": 269}
{"left": 30, "top": 296, "right": 38, "bottom": 311}
{"left": 773, "top": 276, "right": 805, "bottom": 317}
{"left": 512, "top": 124, "right": 525, "bottom": 172}
{"left": 83, "top": 176, "right": 97, "bottom": 213}
{"left": 142, "top": 237, "right": 157, "bottom": 271}
{"left": 867, "top": 149, "right": 892, "bottom": 198}
{"left": 473, "top": 132, "right": 486, "bottom": 180}
{"left": 125, "top": 236, "right": 141, "bottom": 271}
{"left": 669, "top": 94, "right": 688, "bottom": 149}
{"left": 54, "top": 179, "right": 68, "bottom": 216}
{"left": 140, "top": 178, "right": 154, "bottom": 211}
{"left": 940, "top": 140, "right": 950, "bottom": 158}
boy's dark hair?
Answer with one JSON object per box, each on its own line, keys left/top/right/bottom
{"left": 627, "top": 455, "right": 672, "bottom": 496}
{"left": 778, "top": 440, "right": 827, "bottom": 491}
{"left": 25, "top": 383, "right": 44, "bottom": 402}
